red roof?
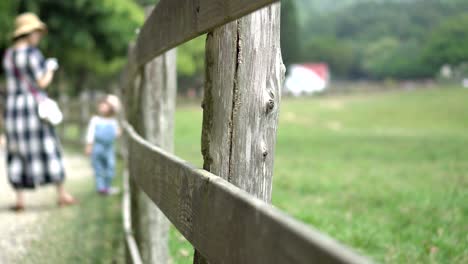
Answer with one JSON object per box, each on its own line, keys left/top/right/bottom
{"left": 300, "top": 63, "right": 329, "bottom": 80}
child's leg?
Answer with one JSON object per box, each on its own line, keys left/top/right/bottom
{"left": 104, "top": 150, "right": 116, "bottom": 189}
{"left": 92, "top": 154, "right": 106, "bottom": 192}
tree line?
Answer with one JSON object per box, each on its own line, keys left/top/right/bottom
{"left": 0, "top": 0, "right": 209, "bottom": 95}
{"left": 2, "top": 0, "right": 467, "bottom": 95}
{"left": 282, "top": 0, "right": 468, "bottom": 80}
{"left": 0, "top": 0, "right": 145, "bottom": 95}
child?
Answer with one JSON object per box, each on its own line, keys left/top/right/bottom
{"left": 85, "top": 95, "right": 121, "bottom": 195}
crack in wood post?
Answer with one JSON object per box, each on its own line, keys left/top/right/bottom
{"left": 226, "top": 21, "right": 242, "bottom": 183}
{"left": 201, "top": 32, "right": 215, "bottom": 172}
{"left": 198, "top": 3, "right": 283, "bottom": 262}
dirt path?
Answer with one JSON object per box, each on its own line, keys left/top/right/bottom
{"left": 0, "top": 150, "right": 92, "bottom": 263}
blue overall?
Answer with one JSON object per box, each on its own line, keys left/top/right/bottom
{"left": 91, "top": 123, "right": 117, "bottom": 191}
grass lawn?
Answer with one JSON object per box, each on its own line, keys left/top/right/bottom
{"left": 169, "top": 87, "right": 468, "bottom": 263}
{"left": 24, "top": 158, "right": 125, "bottom": 264}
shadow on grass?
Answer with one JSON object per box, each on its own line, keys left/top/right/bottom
{"left": 0, "top": 204, "right": 58, "bottom": 213}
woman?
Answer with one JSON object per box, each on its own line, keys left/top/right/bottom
{"left": 2, "top": 13, "right": 76, "bottom": 211}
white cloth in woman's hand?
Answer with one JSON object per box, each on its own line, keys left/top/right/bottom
{"left": 45, "top": 58, "right": 59, "bottom": 71}
{"left": 38, "top": 98, "right": 63, "bottom": 125}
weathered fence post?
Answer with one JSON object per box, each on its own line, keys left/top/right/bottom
{"left": 196, "top": 3, "right": 284, "bottom": 263}
{"left": 125, "top": 6, "right": 177, "bottom": 263}
{"left": 79, "top": 91, "right": 90, "bottom": 143}
{"left": 137, "top": 45, "right": 176, "bottom": 264}
{"left": 122, "top": 43, "right": 143, "bottom": 263}
{"left": 138, "top": 47, "right": 176, "bottom": 264}
{"left": 58, "top": 93, "right": 68, "bottom": 140}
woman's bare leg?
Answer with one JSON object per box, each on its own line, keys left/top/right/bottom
{"left": 15, "top": 190, "right": 24, "bottom": 207}
{"left": 9, "top": 190, "right": 25, "bottom": 211}
{"left": 56, "top": 183, "right": 76, "bottom": 205}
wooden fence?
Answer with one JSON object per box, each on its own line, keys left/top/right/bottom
{"left": 121, "top": 1, "right": 373, "bottom": 263}
{"left": 57, "top": 93, "right": 95, "bottom": 146}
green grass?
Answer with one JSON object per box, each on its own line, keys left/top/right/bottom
{"left": 23, "top": 88, "right": 467, "bottom": 263}
{"left": 169, "top": 87, "right": 468, "bottom": 263}
{"left": 23, "top": 157, "right": 125, "bottom": 264}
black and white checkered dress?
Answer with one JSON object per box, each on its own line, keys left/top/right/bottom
{"left": 2, "top": 46, "right": 65, "bottom": 189}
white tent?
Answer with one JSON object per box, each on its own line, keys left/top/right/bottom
{"left": 284, "top": 64, "right": 329, "bottom": 96}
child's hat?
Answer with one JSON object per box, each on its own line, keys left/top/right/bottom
{"left": 106, "top": 95, "right": 121, "bottom": 113}
{"left": 13, "top": 13, "right": 47, "bottom": 38}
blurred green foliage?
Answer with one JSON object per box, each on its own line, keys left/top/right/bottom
{"left": 281, "top": 0, "right": 301, "bottom": 67}
{"left": 278, "top": 0, "right": 468, "bottom": 79}
{"left": 0, "top": 0, "right": 206, "bottom": 94}
{"left": 0, "top": 1, "right": 16, "bottom": 49}
{"left": 423, "top": 13, "right": 468, "bottom": 70}
{"left": 2, "top": 0, "right": 468, "bottom": 94}
{"left": 177, "top": 36, "right": 205, "bottom": 81}
{"left": 0, "top": 0, "right": 145, "bottom": 95}
{"left": 303, "top": 37, "right": 357, "bottom": 77}
{"left": 296, "top": 0, "right": 468, "bottom": 79}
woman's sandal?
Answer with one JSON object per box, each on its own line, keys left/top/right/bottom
{"left": 9, "top": 204, "right": 25, "bottom": 212}
{"left": 58, "top": 197, "right": 78, "bottom": 207}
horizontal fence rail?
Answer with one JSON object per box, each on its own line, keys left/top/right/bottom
{"left": 123, "top": 121, "right": 372, "bottom": 264}
{"left": 123, "top": 0, "right": 279, "bottom": 91}
{"left": 121, "top": 0, "right": 375, "bottom": 262}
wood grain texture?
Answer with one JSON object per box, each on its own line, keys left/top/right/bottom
{"left": 198, "top": 5, "right": 284, "bottom": 262}
{"left": 133, "top": 6, "right": 178, "bottom": 263}
{"left": 202, "top": 3, "right": 284, "bottom": 202}
{"left": 124, "top": 122, "right": 372, "bottom": 264}
{"left": 122, "top": 43, "right": 145, "bottom": 259}
{"left": 201, "top": 20, "right": 238, "bottom": 179}
{"left": 123, "top": 0, "right": 279, "bottom": 93}
{"left": 230, "top": 4, "right": 284, "bottom": 201}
